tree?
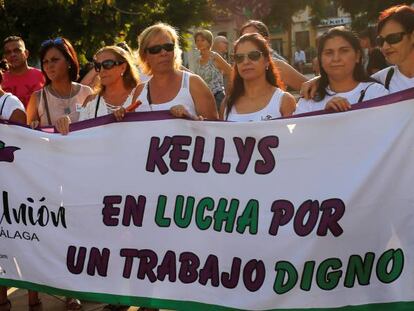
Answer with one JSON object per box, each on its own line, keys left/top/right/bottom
{"left": 0, "top": 0, "right": 213, "bottom": 64}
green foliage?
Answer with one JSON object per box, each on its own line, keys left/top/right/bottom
{"left": 0, "top": 0, "right": 212, "bottom": 65}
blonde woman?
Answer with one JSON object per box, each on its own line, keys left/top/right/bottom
{"left": 115, "top": 23, "right": 217, "bottom": 121}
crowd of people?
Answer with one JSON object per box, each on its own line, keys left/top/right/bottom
{"left": 0, "top": 4, "right": 413, "bottom": 311}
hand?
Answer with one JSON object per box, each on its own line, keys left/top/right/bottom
{"left": 300, "top": 76, "right": 320, "bottom": 99}
{"left": 113, "top": 107, "right": 126, "bottom": 121}
{"left": 55, "top": 115, "right": 71, "bottom": 135}
{"left": 30, "top": 120, "right": 40, "bottom": 129}
{"left": 325, "top": 97, "right": 352, "bottom": 112}
{"left": 170, "top": 105, "right": 203, "bottom": 121}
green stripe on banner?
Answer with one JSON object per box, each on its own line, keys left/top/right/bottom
{"left": 1, "top": 278, "right": 413, "bottom": 311}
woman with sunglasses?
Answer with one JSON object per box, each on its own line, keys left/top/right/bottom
{"left": 296, "top": 27, "right": 388, "bottom": 114}
{"left": 193, "top": 29, "right": 232, "bottom": 110}
{"left": 116, "top": 23, "right": 217, "bottom": 121}
{"left": 26, "top": 38, "right": 92, "bottom": 132}
{"left": 222, "top": 33, "right": 296, "bottom": 121}
{"left": 371, "top": 5, "right": 414, "bottom": 93}
{"left": 240, "top": 20, "right": 307, "bottom": 91}
{"left": 55, "top": 45, "right": 140, "bottom": 135}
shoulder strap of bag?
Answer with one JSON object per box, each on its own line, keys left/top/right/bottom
{"left": 42, "top": 88, "right": 52, "bottom": 126}
{"left": 384, "top": 67, "right": 395, "bottom": 90}
{"left": 358, "top": 83, "right": 376, "bottom": 103}
{"left": 94, "top": 94, "right": 101, "bottom": 118}
{"left": 0, "top": 94, "right": 11, "bottom": 116}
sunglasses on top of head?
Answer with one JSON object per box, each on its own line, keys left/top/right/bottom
{"left": 93, "top": 59, "right": 125, "bottom": 72}
{"left": 145, "top": 43, "right": 175, "bottom": 54}
{"left": 233, "top": 50, "right": 263, "bottom": 64}
{"left": 41, "top": 37, "right": 64, "bottom": 48}
{"left": 376, "top": 32, "right": 407, "bottom": 47}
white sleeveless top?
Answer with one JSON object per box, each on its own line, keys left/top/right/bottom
{"left": 79, "top": 87, "right": 136, "bottom": 121}
{"left": 226, "top": 88, "right": 285, "bottom": 122}
{"left": 136, "top": 71, "right": 196, "bottom": 115}
{"left": 37, "top": 83, "right": 92, "bottom": 126}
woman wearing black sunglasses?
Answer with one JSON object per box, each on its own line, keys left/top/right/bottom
{"left": 26, "top": 37, "right": 93, "bottom": 131}
{"left": 371, "top": 5, "right": 414, "bottom": 93}
{"left": 124, "top": 23, "right": 217, "bottom": 121}
{"left": 54, "top": 45, "right": 140, "bottom": 135}
{"left": 222, "top": 33, "right": 296, "bottom": 121}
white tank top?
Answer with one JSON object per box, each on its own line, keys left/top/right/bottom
{"left": 226, "top": 88, "right": 285, "bottom": 122}
{"left": 136, "top": 71, "right": 196, "bottom": 115}
{"left": 79, "top": 87, "right": 136, "bottom": 121}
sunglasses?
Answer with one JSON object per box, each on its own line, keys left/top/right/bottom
{"left": 93, "top": 59, "right": 125, "bottom": 72}
{"left": 41, "top": 37, "right": 64, "bottom": 48}
{"left": 145, "top": 43, "right": 175, "bottom": 54}
{"left": 234, "top": 50, "right": 263, "bottom": 64}
{"left": 376, "top": 32, "right": 406, "bottom": 47}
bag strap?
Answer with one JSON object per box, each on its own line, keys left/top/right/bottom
{"left": 94, "top": 95, "right": 101, "bottom": 118}
{"left": 42, "top": 88, "right": 52, "bottom": 126}
{"left": 0, "top": 94, "right": 11, "bottom": 116}
{"left": 384, "top": 67, "right": 394, "bottom": 90}
{"left": 358, "top": 83, "right": 376, "bottom": 103}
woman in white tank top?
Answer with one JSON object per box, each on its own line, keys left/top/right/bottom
{"left": 115, "top": 23, "right": 218, "bottom": 121}
{"left": 222, "top": 33, "right": 296, "bottom": 122}
{"left": 54, "top": 45, "right": 140, "bottom": 135}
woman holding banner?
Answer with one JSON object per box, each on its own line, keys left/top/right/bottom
{"left": 55, "top": 45, "right": 140, "bottom": 135}
{"left": 295, "top": 27, "right": 388, "bottom": 114}
{"left": 25, "top": 37, "right": 91, "bottom": 311}
{"left": 114, "top": 22, "right": 218, "bottom": 122}
{"left": 221, "top": 33, "right": 296, "bottom": 121}
{"left": 26, "top": 38, "right": 92, "bottom": 132}
{"left": 371, "top": 5, "right": 414, "bottom": 93}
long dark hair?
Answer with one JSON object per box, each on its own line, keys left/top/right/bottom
{"left": 39, "top": 37, "right": 80, "bottom": 85}
{"left": 316, "top": 27, "right": 371, "bottom": 101}
{"left": 225, "top": 33, "right": 284, "bottom": 119}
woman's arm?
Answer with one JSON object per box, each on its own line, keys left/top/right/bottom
{"left": 275, "top": 60, "right": 307, "bottom": 91}
{"left": 279, "top": 92, "right": 297, "bottom": 117}
{"left": 26, "top": 91, "right": 40, "bottom": 127}
{"left": 189, "top": 74, "right": 218, "bottom": 120}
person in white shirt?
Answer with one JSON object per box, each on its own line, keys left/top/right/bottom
{"left": 221, "top": 33, "right": 296, "bottom": 121}
{"left": 294, "top": 47, "right": 306, "bottom": 74}
{"left": 371, "top": 5, "right": 414, "bottom": 93}
{"left": 296, "top": 27, "right": 388, "bottom": 114}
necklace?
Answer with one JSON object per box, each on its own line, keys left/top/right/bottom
{"left": 49, "top": 83, "right": 73, "bottom": 115}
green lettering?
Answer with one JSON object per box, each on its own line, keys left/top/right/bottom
{"left": 316, "top": 258, "right": 342, "bottom": 290}
{"left": 376, "top": 248, "right": 404, "bottom": 284}
{"left": 236, "top": 199, "right": 258, "bottom": 234}
{"left": 154, "top": 195, "right": 170, "bottom": 227}
{"left": 273, "top": 261, "right": 298, "bottom": 294}
{"left": 174, "top": 195, "right": 195, "bottom": 229}
{"left": 344, "top": 253, "right": 374, "bottom": 288}
{"left": 213, "top": 198, "right": 239, "bottom": 233}
{"left": 195, "top": 197, "right": 215, "bottom": 230}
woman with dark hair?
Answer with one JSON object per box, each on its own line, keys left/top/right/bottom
{"left": 222, "top": 33, "right": 296, "bottom": 121}
{"left": 240, "top": 20, "right": 307, "bottom": 91}
{"left": 372, "top": 5, "right": 414, "bottom": 92}
{"left": 296, "top": 27, "right": 388, "bottom": 113}
{"left": 27, "top": 37, "right": 92, "bottom": 129}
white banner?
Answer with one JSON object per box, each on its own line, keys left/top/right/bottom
{"left": 1, "top": 90, "right": 414, "bottom": 310}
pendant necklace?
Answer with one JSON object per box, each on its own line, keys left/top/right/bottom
{"left": 50, "top": 83, "right": 73, "bottom": 115}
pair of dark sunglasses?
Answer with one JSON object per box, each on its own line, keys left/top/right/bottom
{"left": 41, "top": 37, "right": 64, "bottom": 48}
{"left": 145, "top": 43, "right": 175, "bottom": 54}
{"left": 376, "top": 32, "right": 406, "bottom": 47}
{"left": 234, "top": 50, "right": 263, "bottom": 64}
{"left": 93, "top": 59, "right": 125, "bottom": 72}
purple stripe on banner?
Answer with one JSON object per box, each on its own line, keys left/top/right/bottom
{"left": 1, "top": 87, "right": 414, "bottom": 131}
{"left": 287, "top": 87, "right": 414, "bottom": 119}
